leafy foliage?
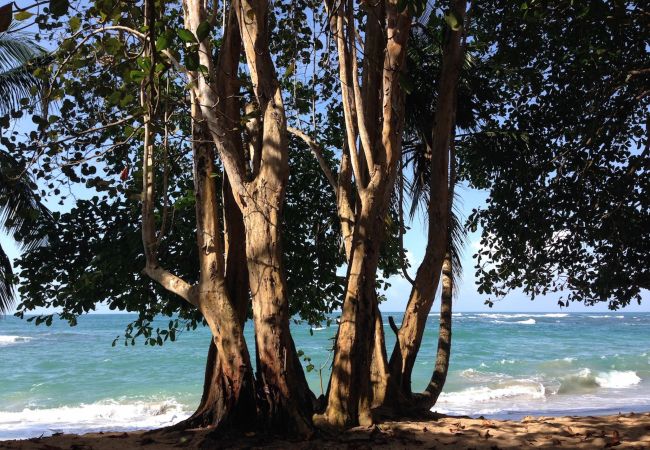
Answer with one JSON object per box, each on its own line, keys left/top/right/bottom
{"left": 461, "top": 0, "right": 649, "bottom": 308}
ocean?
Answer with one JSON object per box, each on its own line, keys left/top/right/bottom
{"left": 1, "top": 312, "right": 649, "bottom": 439}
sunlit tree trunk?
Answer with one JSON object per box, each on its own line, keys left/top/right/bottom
{"left": 319, "top": 0, "right": 411, "bottom": 428}
{"left": 388, "top": 0, "right": 467, "bottom": 401}
{"left": 182, "top": 0, "right": 313, "bottom": 434}
{"left": 422, "top": 250, "right": 453, "bottom": 406}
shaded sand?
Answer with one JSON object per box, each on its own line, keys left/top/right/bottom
{"left": 1, "top": 413, "right": 649, "bottom": 449}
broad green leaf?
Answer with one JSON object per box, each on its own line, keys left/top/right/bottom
{"left": 196, "top": 20, "right": 211, "bottom": 42}
{"left": 155, "top": 34, "right": 169, "bottom": 51}
{"left": 445, "top": 12, "right": 462, "bottom": 31}
{"left": 14, "top": 10, "right": 34, "bottom": 21}
{"left": 69, "top": 16, "right": 80, "bottom": 32}
{"left": 129, "top": 70, "right": 145, "bottom": 82}
{"left": 49, "top": 0, "right": 70, "bottom": 17}
{"left": 184, "top": 51, "right": 199, "bottom": 70}
{"left": 177, "top": 28, "right": 196, "bottom": 43}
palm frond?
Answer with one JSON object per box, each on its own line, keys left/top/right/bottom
{"left": 448, "top": 195, "right": 466, "bottom": 296}
{"left": 0, "top": 26, "right": 47, "bottom": 114}
{"left": 0, "top": 60, "right": 42, "bottom": 115}
{"left": 0, "top": 28, "right": 44, "bottom": 71}
{"left": 0, "top": 243, "right": 15, "bottom": 314}
{"left": 0, "top": 151, "right": 51, "bottom": 250}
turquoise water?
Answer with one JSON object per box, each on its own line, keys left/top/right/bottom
{"left": 1, "top": 312, "right": 649, "bottom": 439}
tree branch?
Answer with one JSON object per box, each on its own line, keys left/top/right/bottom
{"left": 140, "top": 1, "right": 196, "bottom": 307}
{"left": 347, "top": 0, "right": 375, "bottom": 173}
{"left": 287, "top": 126, "right": 337, "bottom": 191}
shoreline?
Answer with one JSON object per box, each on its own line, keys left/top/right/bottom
{"left": 1, "top": 412, "right": 649, "bottom": 449}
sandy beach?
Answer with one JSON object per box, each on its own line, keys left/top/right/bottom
{"left": 1, "top": 413, "right": 649, "bottom": 449}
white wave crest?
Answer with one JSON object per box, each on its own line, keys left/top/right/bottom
{"left": 493, "top": 318, "right": 536, "bottom": 325}
{"left": 0, "top": 336, "right": 32, "bottom": 346}
{"left": 558, "top": 369, "right": 642, "bottom": 393}
{"left": 517, "top": 319, "right": 536, "bottom": 324}
{"left": 587, "top": 315, "right": 624, "bottom": 319}
{"left": 438, "top": 383, "right": 546, "bottom": 405}
{"left": 478, "top": 313, "right": 566, "bottom": 319}
{"left": 0, "top": 399, "right": 191, "bottom": 440}
{"left": 595, "top": 370, "right": 641, "bottom": 389}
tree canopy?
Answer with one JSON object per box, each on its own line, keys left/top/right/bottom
{"left": 0, "top": 0, "right": 647, "bottom": 435}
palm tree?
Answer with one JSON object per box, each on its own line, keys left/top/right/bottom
{"left": 0, "top": 152, "right": 50, "bottom": 313}
{"left": 0, "top": 23, "right": 46, "bottom": 115}
{"left": 0, "top": 23, "right": 50, "bottom": 313}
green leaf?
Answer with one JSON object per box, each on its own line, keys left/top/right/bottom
{"left": 177, "top": 28, "right": 196, "bottom": 43}
{"left": 284, "top": 60, "right": 295, "bottom": 79}
{"left": 129, "top": 70, "right": 145, "bottom": 82}
{"left": 445, "top": 12, "right": 462, "bottom": 31}
{"left": 49, "top": 0, "right": 70, "bottom": 17}
{"left": 136, "top": 57, "right": 151, "bottom": 71}
{"left": 196, "top": 21, "right": 211, "bottom": 42}
{"left": 69, "top": 16, "right": 81, "bottom": 32}
{"left": 184, "top": 51, "right": 199, "bottom": 71}
{"left": 155, "top": 34, "right": 169, "bottom": 51}
{"left": 14, "top": 10, "right": 34, "bottom": 21}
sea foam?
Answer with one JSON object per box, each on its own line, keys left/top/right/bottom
{"left": 558, "top": 369, "right": 641, "bottom": 393}
{"left": 0, "top": 336, "right": 32, "bottom": 346}
{"left": 493, "top": 318, "right": 536, "bottom": 325}
{"left": 595, "top": 370, "right": 642, "bottom": 388}
{"left": 438, "top": 382, "right": 546, "bottom": 404}
{"left": 0, "top": 399, "right": 191, "bottom": 440}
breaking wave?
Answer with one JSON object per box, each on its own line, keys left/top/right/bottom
{"left": 493, "top": 318, "right": 536, "bottom": 325}
{"left": 557, "top": 369, "right": 641, "bottom": 394}
{"left": 0, "top": 399, "right": 191, "bottom": 440}
{"left": 0, "top": 336, "right": 32, "bottom": 346}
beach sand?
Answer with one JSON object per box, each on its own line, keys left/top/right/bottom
{"left": 1, "top": 412, "right": 649, "bottom": 449}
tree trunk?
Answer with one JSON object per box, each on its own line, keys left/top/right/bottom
{"left": 422, "top": 250, "right": 453, "bottom": 407}
{"left": 169, "top": 97, "right": 256, "bottom": 431}
{"left": 387, "top": 0, "right": 466, "bottom": 400}
{"left": 320, "top": 0, "right": 411, "bottom": 428}
{"left": 243, "top": 187, "right": 313, "bottom": 435}
{"left": 193, "top": 290, "right": 257, "bottom": 430}
{"left": 323, "top": 197, "right": 384, "bottom": 427}
{"left": 369, "top": 301, "right": 392, "bottom": 409}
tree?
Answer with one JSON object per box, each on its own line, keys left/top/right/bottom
{"left": 459, "top": 0, "right": 649, "bottom": 309}
{"left": 0, "top": 13, "right": 49, "bottom": 313}
{"left": 386, "top": 0, "right": 467, "bottom": 405}
{"left": 10, "top": 0, "right": 647, "bottom": 437}
{"left": 11, "top": 0, "right": 351, "bottom": 435}
{"left": 0, "top": 151, "right": 49, "bottom": 313}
